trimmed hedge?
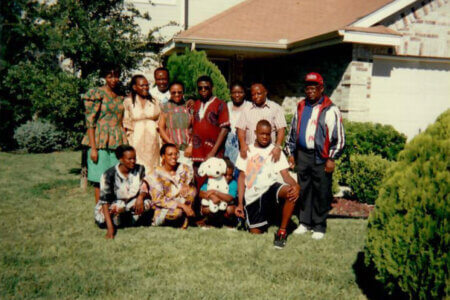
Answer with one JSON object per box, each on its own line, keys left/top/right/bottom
{"left": 364, "top": 109, "right": 450, "bottom": 299}
{"left": 345, "top": 154, "right": 391, "bottom": 204}
{"left": 344, "top": 120, "right": 406, "bottom": 161}
{"left": 338, "top": 121, "right": 406, "bottom": 186}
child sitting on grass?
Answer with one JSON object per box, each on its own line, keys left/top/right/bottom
{"left": 199, "top": 158, "right": 237, "bottom": 227}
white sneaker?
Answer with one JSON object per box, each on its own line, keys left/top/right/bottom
{"left": 311, "top": 232, "right": 325, "bottom": 240}
{"left": 293, "top": 224, "right": 309, "bottom": 235}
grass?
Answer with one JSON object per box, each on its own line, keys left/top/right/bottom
{"left": 0, "top": 151, "right": 369, "bottom": 299}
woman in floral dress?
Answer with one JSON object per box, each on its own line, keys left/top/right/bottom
{"left": 142, "top": 143, "right": 196, "bottom": 228}
{"left": 82, "top": 67, "right": 127, "bottom": 203}
{"left": 123, "top": 75, "right": 161, "bottom": 175}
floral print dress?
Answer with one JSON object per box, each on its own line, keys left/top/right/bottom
{"left": 142, "top": 163, "right": 196, "bottom": 226}
{"left": 81, "top": 87, "right": 127, "bottom": 149}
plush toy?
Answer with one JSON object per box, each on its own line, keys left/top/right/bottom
{"left": 198, "top": 157, "right": 229, "bottom": 213}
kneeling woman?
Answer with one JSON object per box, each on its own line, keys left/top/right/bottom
{"left": 94, "top": 145, "right": 150, "bottom": 239}
{"left": 142, "top": 143, "right": 196, "bottom": 228}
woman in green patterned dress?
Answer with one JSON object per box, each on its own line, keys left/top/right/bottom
{"left": 81, "top": 67, "right": 128, "bottom": 203}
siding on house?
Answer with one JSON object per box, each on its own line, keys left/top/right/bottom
{"left": 128, "top": 0, "right": 245, "bottom": 41}
{"left": 127, "top": 0, "right": 245, "bottom": 81}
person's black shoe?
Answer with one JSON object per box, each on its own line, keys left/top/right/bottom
{"left": 236, "top": 217, "right": 248, "bottom": 231}
{"left": 273, "top": 230, "right": 287, "bottom": 249}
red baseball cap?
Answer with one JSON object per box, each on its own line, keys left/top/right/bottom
{"left": 304, "top": 72, "right": 324, "bottom": 85}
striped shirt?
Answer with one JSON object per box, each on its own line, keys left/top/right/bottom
{"left": 235, "top": 99, "right": 287, "bottom": 145}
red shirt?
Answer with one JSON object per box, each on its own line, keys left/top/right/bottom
{"left": 192, "top": 97, "right": 230, "bottom": 162}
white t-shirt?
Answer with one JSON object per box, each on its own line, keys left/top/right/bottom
{"left": 235, "top": 144, "right": 289, "bottom": 205}
{"left": 227, "top": 101, "right": 251, "bottom": 134}
{"left": 150, "top": 86, "right": 170, "bottom": 105}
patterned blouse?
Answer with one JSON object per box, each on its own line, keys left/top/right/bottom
{"left": 143, "top": 164, "right": 194, "bottom": 211}
{"left": 81, "top": 87, "right": 127, "bottom": 149}
{"left": 98, "top": 164, "right": 146, "bottom": 205}
{"left": 161, "top": 100, "right": 193, "bottom": 151}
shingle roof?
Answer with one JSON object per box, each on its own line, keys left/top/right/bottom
{"left": 176, "top": 0, "right": 397, "bottom": 46}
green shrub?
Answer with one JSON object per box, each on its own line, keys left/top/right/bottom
{"left": 344, "top": 120, "right": 406, "bottom": 160}
{"left": 364, "top": 109, "right": 450, "bottom": 299}
{"left": 14, "top": 120, "right": 65, "bottom": 153}
{"left": 338, "top": 121, "right": 406, "bottom": 186}
{"left": 167, "top": 49, "right": 230, "bottom": 101}
{"left": 4, "top": 62, "right": 88, "bottom": 149}
{"left": 345, "top": 154, "right": 391, "bottom": 204}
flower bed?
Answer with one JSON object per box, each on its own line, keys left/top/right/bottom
{"left": 329, "top": 198, "right": 374, "bottom": 218}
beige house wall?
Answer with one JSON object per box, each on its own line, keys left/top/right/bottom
{"left": 128, "top": 0, "right": 245, "bottom": 81}
{"left": 339, "top": 0, "right": 450, "bottom": 137}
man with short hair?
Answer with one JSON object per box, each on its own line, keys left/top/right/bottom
{"left": 235, "top": 120, "right": 300, "bottom": 249}
{"left": 287, "top": 72, "right": 345, "bottom": 240}
{"left": 150, "top": 67, "right": 170, "bottom": 105}
{"left": 192, "top": 75, "right": 230, "bottom": 189}
{"left": 236, "top": 83, "right": 286, "bottom": 162}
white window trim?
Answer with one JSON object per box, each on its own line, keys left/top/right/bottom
{"left": 152, "top": 0, "right": 177, "bottom": 5}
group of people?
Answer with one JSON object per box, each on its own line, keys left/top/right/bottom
{"left": 82, "top": 66, "right": 345, "bottom": 248}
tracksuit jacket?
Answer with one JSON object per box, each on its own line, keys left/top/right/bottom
{"left": 286, "top": 95, "right": 345, "bottom": 164}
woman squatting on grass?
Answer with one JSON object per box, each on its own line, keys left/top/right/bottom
{"left": 142, "top": 143, "right": 196, "bottom": 228}
{"left": 94, "top": 145, "right": 150, "bottom": 239}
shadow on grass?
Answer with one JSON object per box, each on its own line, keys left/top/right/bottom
{"left": 69, "top": 168, "right": 82, "bottom": 175}
{"left": 31, "top": 179, "right": 79, "bottom": 197}
{"left": 353, "top": 251, "right": 408, "bottom": 300}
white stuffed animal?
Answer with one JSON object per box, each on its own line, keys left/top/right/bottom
{"left": 198, "top": 157, "right": 229, "bottom": 213}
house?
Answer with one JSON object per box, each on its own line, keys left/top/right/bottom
{"left": 163, "top": 0, "right": 450, "bottom": 139}
{"left": 128, "top": 0, "right": 245, "bottom": 79}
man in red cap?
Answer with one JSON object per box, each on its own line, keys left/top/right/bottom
{"left": 286, "top": 72, "right": 345, "bottom": 240}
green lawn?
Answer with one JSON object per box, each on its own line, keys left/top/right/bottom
{"left": 0, "top": 151, "right": 369, "bottom": 299}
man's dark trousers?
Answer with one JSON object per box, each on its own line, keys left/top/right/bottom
{"left": 296, "top": 148, "right": 333, "bottom": 233}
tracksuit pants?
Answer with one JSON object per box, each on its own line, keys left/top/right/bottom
{"left": 296, "top": 148, "right": 333, "bottom": 233}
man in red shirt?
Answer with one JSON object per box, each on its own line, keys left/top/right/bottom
{"left": 191, "top": 75, "right": 230, "bottom": 189}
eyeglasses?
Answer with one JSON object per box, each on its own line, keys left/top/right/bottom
{"left": 170, "top": 91, "right": 183, "bottom": 95}
{"left": 197, "top": 86, "right": 211, "bottom": 91}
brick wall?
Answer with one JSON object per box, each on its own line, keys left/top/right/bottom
{"left": 241, "top": 44, "right": 353, "bottom": 115}
{"left": 382, "top": 0, "right": 450, "bottom": 57}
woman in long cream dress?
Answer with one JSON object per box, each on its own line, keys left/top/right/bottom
{"left": 123, "top": 75, "right": 161, "bottom": 174}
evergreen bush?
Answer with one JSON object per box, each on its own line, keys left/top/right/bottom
{"left": 167, "top": 49, "right": 230, "bottom": 101}
{"left": 345, "top": 154, "right": 391, "bottom": 204}
{"left": 14, "top": 120, "right": 65, "bottom": 153}
{"left": 344, "top": 120, "right": 406, "bottom": 160}
{"left": 338, "top": 121, "right": 406, "bottom": 186}
{"left": 364, "top": 109, "right": 450, "bottom": 299}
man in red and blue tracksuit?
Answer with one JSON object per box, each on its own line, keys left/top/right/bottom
{"left": 286, "top": 72, "right": 345, "bottom": 240}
